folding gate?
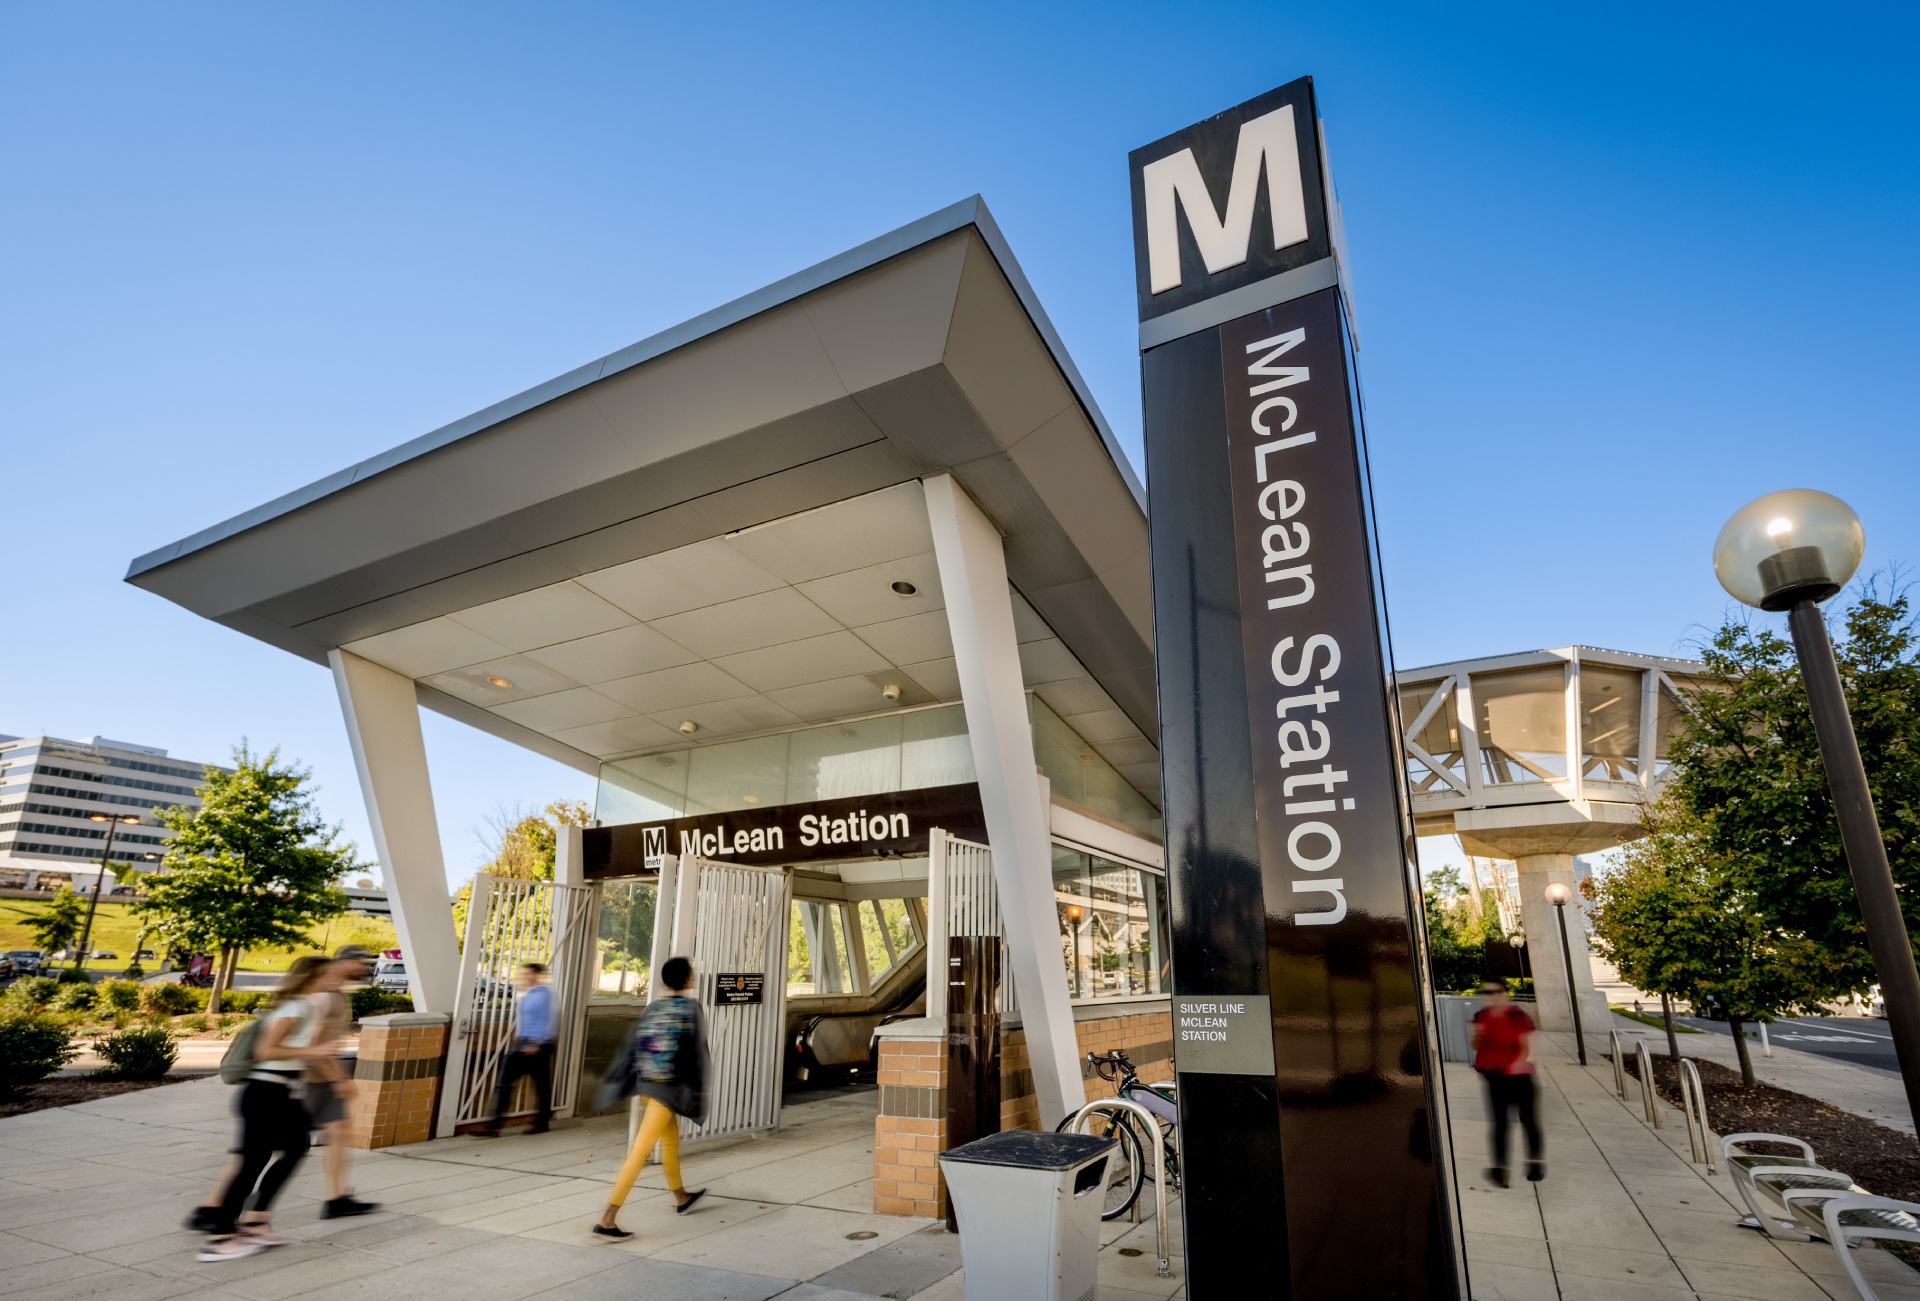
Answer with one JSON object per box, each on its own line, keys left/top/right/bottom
{"left": 652, "top": 854, "right": 792, "bottom": 1143}
{"left": 438, "top": 874, "right": 600, "bottom": 1136}
{"left": 925, "top": 828, "right": 1018, "bottom": 1018}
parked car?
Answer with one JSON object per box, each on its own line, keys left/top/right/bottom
{"left": 1870, "top": 985, "right": 1887, "bottom": 1019}
{"left": 373, "top": 958, "right": 409, "bottom": 995}
{"left": 89, "top": 950, "right": 117, "bottom": 960}
{"left": 7, "top": 950, "right": 45, "bottom": 976}
{"left": 132, "top": 949, "right": 156, "bottom": 961}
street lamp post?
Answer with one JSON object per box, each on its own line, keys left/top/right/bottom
{"left": 1508, "top": 932, "right": 1530, "bottom": 988}
{"left": 73, "top": 814, "right": 140, "bottom": 976}
{"left": 1544, "top": 882, "right": 1586, "bottom": 1065}
{"left": 1713, "top": 488, "right": 1920, "bottom": 1125}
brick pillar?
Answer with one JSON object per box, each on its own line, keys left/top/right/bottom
{"left": 346, "top": 1011, "right": 450, "bottom": 1149}
{"left": 874, "top": 1028, "right": 947, "bottom": 1218}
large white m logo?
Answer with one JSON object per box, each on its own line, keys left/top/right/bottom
{"left": 1143, "top": 104, "right": 1309, "bottom": 294}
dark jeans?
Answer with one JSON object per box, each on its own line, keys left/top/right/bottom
{"left": 215, "top": 1078, "right": 310, "bottom": 1232}
{"left": 490, "top": 1039, "right": 554, "bottom": 1130}
{"left": 1478, "top": 1069, "right": 1542, "bottom": 1170}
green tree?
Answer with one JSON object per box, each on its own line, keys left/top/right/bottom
{"left": 1587, "top": 800, "right": 1838, "bottom": 1086}
{"left": 135, "top": 744, "right": 359, "bottom": 1013}
{"left": 456, "top": 800, "right": 594, "bottom": 939}
{"left": 1666, "top": 586, "right": 1920, "bottom": 1004}
{"left": 26, "top": 887, "right": 87, "bottom": 955}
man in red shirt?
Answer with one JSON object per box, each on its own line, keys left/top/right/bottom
{"left": 1470, "top": 979, "right": 1543, "bottom": 1187}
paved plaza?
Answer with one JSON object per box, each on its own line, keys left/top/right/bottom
{"left": 0, "top": 1080, "right": 1183, "bottom": 1301}
{"left": 5, "top": 1033, "right": 1919, "bottom": 1300}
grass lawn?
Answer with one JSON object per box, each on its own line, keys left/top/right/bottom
{"left": 1611, "top": 1004, "right": 1699, "bottom": 1033}
{"left": 0, "top": 897, "right": 398, "bottom": 972}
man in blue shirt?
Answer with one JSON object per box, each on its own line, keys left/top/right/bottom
{"left": 477, "top": 963, "right": 556, "bottom": 1136}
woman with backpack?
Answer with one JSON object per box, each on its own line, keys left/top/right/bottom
{"left": 197, "top": 955, "right": 353, "bottom": 1261}
{"left": 592, "top": 955, "right": 709, "bottom": 1238}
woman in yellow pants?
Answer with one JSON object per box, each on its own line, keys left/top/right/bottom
{"left": 594, "top": 956, "right": 708, "bottom": 1237}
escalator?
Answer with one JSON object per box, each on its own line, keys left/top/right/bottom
{"left": 786, "top": 943, "right": 927, "bottom": 1085}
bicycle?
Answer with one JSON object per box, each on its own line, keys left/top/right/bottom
{"left": 1054, "top": 1049, "right": 1181, "bottom": 1220}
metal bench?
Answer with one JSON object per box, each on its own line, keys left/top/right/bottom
{"left": 1721, "top": 1133, "right": 1856, "bottom": 1239}
{"left": 1790, "top": 1194, "right": 1920, "bottom": 1301}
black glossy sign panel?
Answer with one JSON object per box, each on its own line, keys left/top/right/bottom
{"left": 1136, "top": 83, "right": 1457, "bottom": 1301}
{"left": 583, "top": 783, "right": 987, "bottom": 878}
{"left": 714, "top": 973, "right": 765, "bottom": 1006}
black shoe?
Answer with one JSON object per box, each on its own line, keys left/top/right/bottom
{"left": 1486, "top": 1166, "right": 1508, "bottom": 1188}
{"left": 528, "top": 1125, "right": 550, "bottom": 1134}
{"left": 322, "top": 1196, "right": 379, "bottom": 1219}
{"left": 184, "top": 1206, "right": 222, "bottom": 1233}
{"left": 592, "top": 1223, "right": 633, "bottom": 1239}
{"left": 674, "top": 1189, "right": 708, "bottom": 1215}
{"left": 1527, "top": 1161, "right": 1546, "bottom": 1182}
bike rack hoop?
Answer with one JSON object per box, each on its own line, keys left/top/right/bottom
{"left": 1634, "top": 1041, "right": 1661, "bottom": 1128}
{"left": 1065, "top": 1096, "right": 1172, "bottom": 1278}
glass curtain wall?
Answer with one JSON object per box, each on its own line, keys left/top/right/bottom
{"left": 595, "top": 879, "right": 657, "bottom": 999}
{"left": 598, "top": 698, "right": 1162, "bottom": 841}
{"left": 1051, "top": 844, "right": 1168, "bottom": 1001}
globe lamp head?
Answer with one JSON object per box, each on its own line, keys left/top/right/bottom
{"left": 1544, "top": 882, "right": 1572, "bottom": 906}
{"left": 1713, "top": 489, "right": 1864, "bottom": 611}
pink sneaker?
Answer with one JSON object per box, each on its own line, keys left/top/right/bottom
{"left": 196, "top": 1236, "right": 267, "bottom": 1263}
{"left": 239, "top": 1223, "right": 287, "bottom": 1247}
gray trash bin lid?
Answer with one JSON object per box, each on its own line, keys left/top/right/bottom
{"left": 940, "top": 1130, "right": 1116, "bottom": 1170}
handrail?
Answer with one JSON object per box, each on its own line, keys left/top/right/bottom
{"left": 1609, "top": 1030, "right": 1628, "bottom": 1099}
{"left": 1678, "top": 1058, "right": 1716, "bottom": 1173}
{"left": 1634, "top": 1041, "right": 1661, "bottom": 1128}
{"left": 1065, "top": 1096, "right": 1171, "bottom": 1278}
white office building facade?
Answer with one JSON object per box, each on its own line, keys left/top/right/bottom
{"left": 0, "top": 734, "right": 219, "bottom": 889}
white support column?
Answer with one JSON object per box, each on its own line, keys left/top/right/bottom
{"left": 329, "top": 649, "right": 460, "bottom": 1014}
{"left": 555, "top": 825, "right": 585, "bottom": 887}
{"left": 922, "top": 473, "right": 1085, "bottom": 1127}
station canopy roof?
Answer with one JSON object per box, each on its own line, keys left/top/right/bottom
{"left": 126, "top": 199, "right": 1160, "bottom": 801}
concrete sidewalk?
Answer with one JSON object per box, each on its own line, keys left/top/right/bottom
{"left": 1456, "top": 1031, "right": 1920, "bottom": 1300}
{"left": 0, "top": 1078, "right": 1182, "bottom": 1301}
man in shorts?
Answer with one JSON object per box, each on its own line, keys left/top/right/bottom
{"left": 1471, "top": 979, "right": 1543, "bottom": 1188}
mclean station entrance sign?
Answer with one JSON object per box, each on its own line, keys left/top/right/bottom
{"left": 1132, "top": 77, "right": 1462, "bottom": 1299}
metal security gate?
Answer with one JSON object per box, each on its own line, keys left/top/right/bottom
{"left": 661, "top": 855, "right": 791, "bottom": 1143}
{"left": 925, "top": 828, "right": 1018, "bottom": 1018}
{"left": 438, "top": 874, "right": 600, "bottom": 1136}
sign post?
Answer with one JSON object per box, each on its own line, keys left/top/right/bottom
{"left": 1131, "top": 76, "right": 1464, "bottom": 1298}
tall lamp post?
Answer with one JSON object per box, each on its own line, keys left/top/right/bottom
{"left": 1509, "top": 932, "right": 1530, "bottom": 988}
{"left": 1712, "top": 488, "right": 1920, "bottom": 1125}
{"left": 72, "top": 813, "right": 140, "bottom": 977}
{"left": 1544, "top": 882, "right": 1586, "bottom": 1065}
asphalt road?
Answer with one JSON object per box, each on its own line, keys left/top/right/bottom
{"left": 1670, "top": 1012, "right": 1900, "bottom": 1074}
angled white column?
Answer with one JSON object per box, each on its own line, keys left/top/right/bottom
{"left": 329, "top": 649, "right": 460, "bottom": 1014}
{"left": 923, "top": 473, "right": 1085, "bottom": 1127}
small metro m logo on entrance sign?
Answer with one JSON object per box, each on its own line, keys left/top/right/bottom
{"left": 1129, "top": 76, "right": 1331, "bottom": 325}
{"left": 642, "top": 825, "right": 666, "bottom": 872}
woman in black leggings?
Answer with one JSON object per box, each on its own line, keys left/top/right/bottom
{"left": 198, "top": 956, "right": 342, "bottom": 1262}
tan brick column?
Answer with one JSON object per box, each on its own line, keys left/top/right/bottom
{"left": 345, "top": 1011, "right": 450, "bottom": 1149}
{"left": 873, "top": 1023, "right": 947, "bottom": 1218}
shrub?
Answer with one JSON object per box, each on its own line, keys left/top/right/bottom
{"left": 122, "top": 962, "right": 144, "bottom": 981}
{"left": 180, "top": 1013, "right": 210, "bottom": 1033}
{"left": 0, "top": 1014, "right": 79, "bottom": 1099}
{"left": 221, "top": 990, "right": 268, "bottom": 1015}
{"left": 91, "top": 1026, "right": 178, "bottom": 1080}
{"left": 139, "top": 982, "right": 200, "bottom": 1017}
{"left": 54, "top": 967, "right": 91, "bottom": 984}
{"left": 52, "top": 982, "right": 98, "bottom": 1012}
{"left": 100, "top": 981, "right": 142, "bottom": 1012}
{"left": 350, "top": 987, "right": 414, "bottom": 1020}
{"left": 3, "top": 976, "right": 58, "bottom": 1011}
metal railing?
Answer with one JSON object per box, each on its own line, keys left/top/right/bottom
{"left": 1063, "top": 1096, "right": 1171, "bottom": 1278}
{"left": 1678, "top": 1058, "right": 1716, "bottom": 1173}
{"left": 1634, "top": 1041, "right": 1661, "bottom": 1128}
{"left": 1609, "top": 1030, "right": 1628, "bottom": 1099}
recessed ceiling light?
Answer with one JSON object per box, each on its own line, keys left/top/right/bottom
{"left": 486, "top": 676, "right": 514, "bottom": 689}
{"left": 1079, "top": 752, "right": 1097, "bottom": 762}
{"left": 742, "top": 795, "right": 759, "bottom": 803}
{"left": 678, "top": 720, "right": 699, "bottom": 735}
{"left": 891, "top": 581, "right": 917, "bottom": 596}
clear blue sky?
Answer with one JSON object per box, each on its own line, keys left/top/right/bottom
{"left": 5, "top": 3, "right": 1915, "bottom": 889}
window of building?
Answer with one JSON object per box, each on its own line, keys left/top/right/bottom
{"left": 595, "top": 879, "right": 657, "bottom": 999}
{"left": 854, "top": 897, "right": 920, "bottom": 981}
{"left": 1051, "top": 845, "right": 1168, "bottom": 1001}
{"left": 788, "top": 900, "right": 856, "bottom": 996}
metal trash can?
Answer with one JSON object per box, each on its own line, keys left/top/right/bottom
{"left": 938, "top": 1129, "right": 1116, "bottom": 1301}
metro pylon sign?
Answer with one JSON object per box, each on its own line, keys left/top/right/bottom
{"left": 1131, "top": 77, "right": 1465, "bottom": 1299}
